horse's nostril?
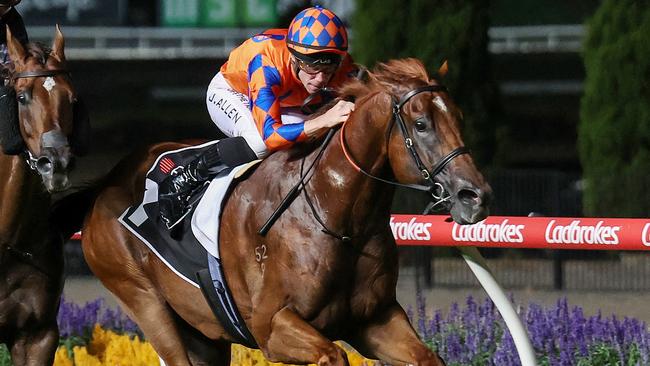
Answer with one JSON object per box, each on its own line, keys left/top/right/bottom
{"left": 36, "top": 156, "right": 53, "bottom": 175}
{"left": 458, "top": 188, "right": 480, "bottom": 205}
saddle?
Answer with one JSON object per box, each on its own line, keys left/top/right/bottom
{"left": 119, "top": 141, "right": 259, "bottom": 348}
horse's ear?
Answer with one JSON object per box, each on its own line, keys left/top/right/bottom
{"left": 6, "top": 25, "right": 27, "bottom": 68}
{"left": 50, "top": 24, "right": 66, "bottom": 63}
{"left": 438, "top": 60, "right": 449, "bottom": 78}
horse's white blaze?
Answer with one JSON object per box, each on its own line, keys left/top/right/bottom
{"left": 43, "top": 77, "right": 56, "bottom": 92}
{"left": 433, "top": 96, "right": 447, "bottom": 112}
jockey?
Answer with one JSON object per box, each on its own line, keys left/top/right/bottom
{"left": 159, "top": 6, "right": 357, "bottom": 226}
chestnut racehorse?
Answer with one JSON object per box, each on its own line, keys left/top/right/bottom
{"left": 0, "top": 27, "right": 86, "bottom": 365}
{"left": 72, "top": 58, "right": 491, "bottom": 365}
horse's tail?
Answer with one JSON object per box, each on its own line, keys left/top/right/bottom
{"left": 50, "top": 180, "right": 104, "bottom": 241}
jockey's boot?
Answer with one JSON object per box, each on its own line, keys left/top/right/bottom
{"left": 158, "top": 137, "right": 257, "bottom": 229}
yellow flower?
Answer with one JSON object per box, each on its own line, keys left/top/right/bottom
{"left": 55, "top": 325, "right": 159, "bottom": 366}
{"left": 72, "top": 346, "right": 102, "bottom": 366}
{"left": 230, "top": 343, "right": 378, "bottom": 366}
{"left": 53, "top": 347, "right": 74, "bottom": 366}
{"left": 56, "top": 324, "right": 378, "bottom": 366}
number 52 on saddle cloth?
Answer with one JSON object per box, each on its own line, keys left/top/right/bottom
{"left": 118, "top": 140, "right": 260, "bottom": 348}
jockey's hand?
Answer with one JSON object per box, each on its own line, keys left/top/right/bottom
{"left": 304, "top": 100, "right": 355, "bottom": 137}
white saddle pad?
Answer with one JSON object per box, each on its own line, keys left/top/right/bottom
{"left": 192, "top": 160, "right": 260, "bottom": 259}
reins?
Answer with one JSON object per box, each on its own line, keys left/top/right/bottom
{"left": 258, "top": 128, "right": 337, "bottom": 237}
{"left": 298, "top": 140, "right": 352, "bottom": 242}
{"left": 340, "top": 85, "right": 470, "bottom": 213}
{"left": 258, "top": 83, "right": 472, "bottom": 239}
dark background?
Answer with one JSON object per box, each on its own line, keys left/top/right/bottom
{"left": 16, "top": 0, "right": 596, "bottom": 179}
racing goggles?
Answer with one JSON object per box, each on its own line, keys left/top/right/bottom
{"left": 295, "top": 57, "right": 340, "bottom": 75}
{"left": 290, "top": 48, "right": 341, "bottom": 75}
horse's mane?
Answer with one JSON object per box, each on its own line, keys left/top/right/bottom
{"left": 2, "top": 43, "right": 52, "bottom": 84}
{"left": 338, "top": 58, "right": 432, "bottom": 102}
{"left": 285, "top": 58, "right": 434, "bottom": 159}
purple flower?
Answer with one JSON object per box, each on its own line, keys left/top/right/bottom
{"left": 416, "top": 289, "right": 429, "bottom": 339}
{"left": 57, "top": 296, "right": 141, "bottom": 340}
{"left": 415, "top": 295, "right": 650, "bottom": 365}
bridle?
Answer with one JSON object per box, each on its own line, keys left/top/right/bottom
{"left": 0, "top": 68, "right": 71, "bottom": 277}
{"left": 11, "top": 68, "right": 71, "bottom": 173}
{"left": 13, "top": 68, "right": 69, "bottom": 80}
{"left": 340, "top": 84, "right": 470, "bottom": 212}
{"left": 259, "top": 84, "right": 471, "bottom": 240}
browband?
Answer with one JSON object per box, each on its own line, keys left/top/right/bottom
{"left": 13, "top": 69, "right": 69, "bottom": 80}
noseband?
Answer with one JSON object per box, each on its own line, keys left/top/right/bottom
{"left": 341, "top": 84, "right": 470, "bottom": 210}
{"left": 11, "top": 68, "right": 70, "bottom": 173}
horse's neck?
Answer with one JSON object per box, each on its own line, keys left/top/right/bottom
{"left": 0, "top": 155, "right": 49, "bottom": 249}
{"left": 307, "top": 112, "right": 394, "bottom": 234}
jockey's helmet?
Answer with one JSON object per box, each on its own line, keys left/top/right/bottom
{"left": 286, "top": 6, "right": 348, "bottom": 68}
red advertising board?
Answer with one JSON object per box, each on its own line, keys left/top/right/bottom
{"left": 390, "top": 215, "right": 650, "bottom": 250}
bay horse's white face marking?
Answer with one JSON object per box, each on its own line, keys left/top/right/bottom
{"left": 43, "top": 76, "right": 56, "bottom": 92}
{"left": 433, "top": 96, "right": 447, "bottom": 112}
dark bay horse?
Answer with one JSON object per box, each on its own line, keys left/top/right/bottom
{"left": 75, "top": 58, "right": 491, "bottom": 365}
{"left": 0, "top": 27, "right": 86, "bottom": 365}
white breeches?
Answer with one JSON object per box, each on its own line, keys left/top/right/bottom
{"left": 206, "top": 72, "right": 307, "bottom": 158}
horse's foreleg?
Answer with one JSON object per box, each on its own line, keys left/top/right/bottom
{"left": 110, "top": 288, "right": 192, "bottom": 366}
{"left": 92, "top": 262, "right": 194, "bottom": 366}
{"left": 260, "top": 307, "right": 350, "bottom": 366}
{"left": 83, "top": 215, "right": 193, "bottom": 366}
{"left": 9, "top": 323, "right": 58, "bottom": 366}
{"left": 350, "top": 304, "right": 446, "bottom": 366}
{"left": 174, "top": 317, "right": 232, "bottom": 366}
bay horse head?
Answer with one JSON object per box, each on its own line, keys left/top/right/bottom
{"left": 339, "top": 58, "right": 491, "bottom": 224}
{"left": 1, "top": 25, "right": 84, "bottom": 192}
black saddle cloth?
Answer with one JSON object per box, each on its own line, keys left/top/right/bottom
{"left": 119, "top": 142, "right": 257, "bottom": 348}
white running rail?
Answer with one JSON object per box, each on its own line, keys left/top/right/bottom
{"left": 459, "top": 246, "right": 538, "bottom": 366}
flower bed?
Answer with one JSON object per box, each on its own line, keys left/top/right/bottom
{"left": 0, "top": 294, "right": 648, "bottom": 365}
{"left": 408, "top": 293, "right": 649, "bottom": 365}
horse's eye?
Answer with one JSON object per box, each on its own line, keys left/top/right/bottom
{"left": 17, "top": 93, "right": 27, "bottom": 105}
{"left": 414, "top": 119, "right": 427, "bottom": 132}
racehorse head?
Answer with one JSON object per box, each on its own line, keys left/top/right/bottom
{"left": 339, "top": 58, "right": 491, "bottom": 224}
{"left": 1, "top": 25, "right": 86, "bottom": 192}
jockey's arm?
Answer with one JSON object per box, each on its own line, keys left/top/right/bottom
{"left": 249, "top": 59, "right": 308, "bottom": 151}
{"left": 303, "top": 58, "right": 358, "bottom": 137}
{"left": 303, "top": 100, "right": 355, "bottom": 137}
{"left": 249, "top": 55, "right": 355, "bottom": 150}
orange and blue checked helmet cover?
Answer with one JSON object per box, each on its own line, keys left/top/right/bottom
{"left": 286, "top": 6, "right": 348, "bottom": 56}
